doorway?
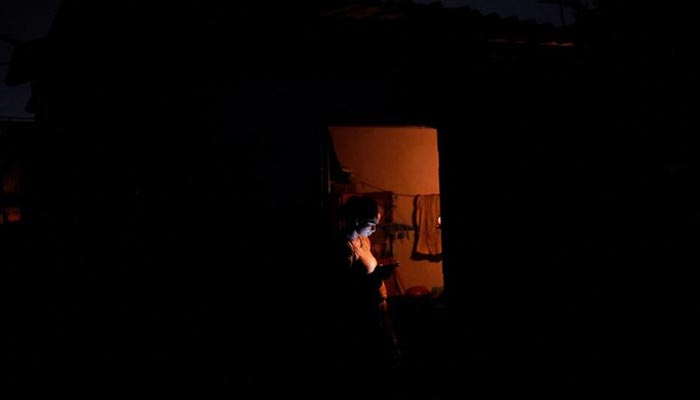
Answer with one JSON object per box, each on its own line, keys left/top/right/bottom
{"left": 327, "top": 124, "right": 444, "bottom": 297}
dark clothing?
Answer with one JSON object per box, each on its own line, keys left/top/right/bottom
{"left": 328, "top": 232, "right": 400, "bottom": 371}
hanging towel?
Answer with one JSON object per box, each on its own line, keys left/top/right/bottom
{"left": 415, "top": 194, "right": 442, "bottom": 256}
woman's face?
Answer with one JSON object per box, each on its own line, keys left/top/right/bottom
{"left": 357, "top": 214, "right": 380, "bottom": 237}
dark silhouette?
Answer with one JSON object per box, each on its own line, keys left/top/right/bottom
{"left": 325, "top": 195, "right": 401, "bottom": 377}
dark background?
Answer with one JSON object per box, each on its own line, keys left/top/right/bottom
{"left": 3, "top": 0, "right": 700, "bottom": 395}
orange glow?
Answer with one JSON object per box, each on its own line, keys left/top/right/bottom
{"left": 3, "top": 207, "right": 21, "bottom": 223}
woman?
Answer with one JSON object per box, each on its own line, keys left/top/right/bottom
{"left": 328, "top": 195, "right": 401, "bottom": 372}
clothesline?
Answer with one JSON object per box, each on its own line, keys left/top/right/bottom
{"left": 357, "top": 180, "right": 439, "bottom": 198}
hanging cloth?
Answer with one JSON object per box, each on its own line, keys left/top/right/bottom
{"left": 414, "top": 194, "right": 442, "bottom": 256}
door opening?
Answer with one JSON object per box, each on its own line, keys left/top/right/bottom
{"left": 326, "top": 124, "right": 444, "bottom": 298}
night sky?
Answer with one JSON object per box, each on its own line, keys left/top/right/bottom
{"left": 1, "top": 0, "right": 61, "bottom": 118}
{"left": 416, "top": 0, "right": 580, "bottom": 25}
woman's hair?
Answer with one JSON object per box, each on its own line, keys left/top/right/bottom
{"left": 339, "top": 195, "right": 380, "bottom": 223}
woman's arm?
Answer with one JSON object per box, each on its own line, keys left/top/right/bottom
{"left": 354, "top": 236, "right": 378, "bottom": 274}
